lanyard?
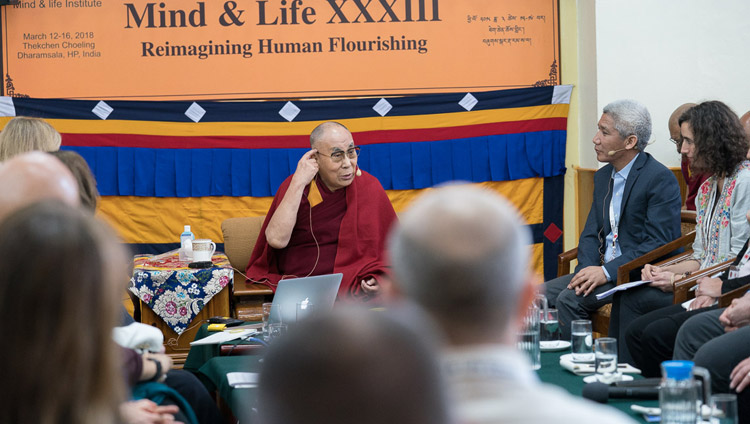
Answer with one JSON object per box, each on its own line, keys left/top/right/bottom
{"left": 609, "top": 179, "right": 619, "bottom": 257}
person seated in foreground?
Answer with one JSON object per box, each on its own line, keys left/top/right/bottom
{"left": 257, "top": 307, "right": 452, "bottom": 424}
{"left": 245, "top": 121, "right": 397, "bottom": 300}
{"left": 0, "top": 153, "right": 184, "bottom": 424}
{"left": 0, "top": 115, "right": 61, "bottom": 162}
{"left": 691, "top": 292, "right": 750, "bottom": 423}
{"left": 388, "top": 184, "right": 637, "bottom": 424}
{"left": 669, "top": 103, "right": 710, "bottom": 211}
{"left": 624, "top": 101, "right": 750, "bottom": 371}
{"left": 0, "top": 201, "right": 128, "bottom": 424}
{"left": 543, "top": 99, "right": 682, "bottom": 360}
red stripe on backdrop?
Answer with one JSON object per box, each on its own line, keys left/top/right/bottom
{"left": 61, "top": 117, "right": 567, "bottom": 149}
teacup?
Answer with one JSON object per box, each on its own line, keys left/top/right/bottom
{"left": 192, "top": 239, "right": 216, "bottom": 262}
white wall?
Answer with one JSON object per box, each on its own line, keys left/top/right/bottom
{"left": 588, "top": 0, "right": 750, "bottom": 169}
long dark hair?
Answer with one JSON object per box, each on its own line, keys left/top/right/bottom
{"left": 679, "top": 101, "right": 749, "bottom": 177}
{"left": 0, "top": 201, "right": 125, "bottom": 424}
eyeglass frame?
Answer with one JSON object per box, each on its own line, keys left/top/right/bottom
{"left": 316, "top": 146, "right": 361, "bottom": 163}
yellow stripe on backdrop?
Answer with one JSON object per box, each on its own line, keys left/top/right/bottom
{"left": 98, "top": 178, "right": 546, "bottom": 274}
{"left": 0, "top": 104, "right": 569, "bottom": 136}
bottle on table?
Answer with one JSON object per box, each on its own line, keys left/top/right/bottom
{"left": 179, "top": 225, "right": 195, "bottom": 262}
{"left": 659, "top": 360, "right": 700, "bottom": 424}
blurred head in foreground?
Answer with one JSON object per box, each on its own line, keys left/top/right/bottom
{"left": 388, "top": 184, "right": 536, "bottom": 346}
{"left": 258, "top": 307, "right": 452, "bottom": 424}
{"left": 0, "top": 201, "right": 127, "bottom": 423}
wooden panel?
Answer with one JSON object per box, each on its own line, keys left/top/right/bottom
{"left": 140, "top": 285, "right": 230, "bottom": 368}
{"left": 575, "top": 166, "right": 597, "bottom": 241}
{"left": 671, "top": 167, "right": 687, "bottom": 208}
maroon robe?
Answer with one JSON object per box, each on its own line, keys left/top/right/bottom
{"left": 681, "top": 155, "right": 711, "bottom": 211}
{"left": 245, "top": 170, "right": 397, "bottom": 299}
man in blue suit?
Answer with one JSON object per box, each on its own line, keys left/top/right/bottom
{"left": 545, "top": 99, "right": 682, "bottom": 355}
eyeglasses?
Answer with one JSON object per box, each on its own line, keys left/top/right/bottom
{"left": 669, "top": 137, "right": 681, "bottom": 145}
{"left": 318, "top": 146, "right": 360, "bottom": 163}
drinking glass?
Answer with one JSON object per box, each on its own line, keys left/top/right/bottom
{"left": 540, "top": 309, "right": 560, "bottom": 342}
{"left": 711, "top": 393, "right": 738, "bottom": 424}
{"left": 268, "top": 323, "right": 288, "bottom": 341}
{"left": 517, "top": 303, "right": 541, "bottom": 370}
{"left": 594, "top": 337, "right": 619, "bottom": 383}
{"left": 571, "top": 319, "right": 594, "bottom": 361}
{"left": 262, "top": 302, "right": 279, "bottom": 339}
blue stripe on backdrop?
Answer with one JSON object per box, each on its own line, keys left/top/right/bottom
{"left": 11, "top": 86, "right": 555, "bottom": 122}
{"left": 64, "top": 130, "right": 567, "bottom": 197}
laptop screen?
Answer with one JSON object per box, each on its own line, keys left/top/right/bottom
{"left": 269, "top": 273, "right": 343, "bottom": 324}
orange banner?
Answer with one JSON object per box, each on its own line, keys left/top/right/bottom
{"left": 1, "top": 0, "right": 559, "bottom": 100}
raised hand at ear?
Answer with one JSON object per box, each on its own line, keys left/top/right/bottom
{"left": 292, "top": 149, "right": 319, "bottom": 187}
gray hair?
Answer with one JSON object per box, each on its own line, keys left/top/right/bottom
{"left": 388, "top": 184, "right": 531, "bottom": 334}
{"left": 602, "top": 99, "right": 652, "bottom": 150}
{"left": 309, "top": 121, "right": 350, "bottom": 148}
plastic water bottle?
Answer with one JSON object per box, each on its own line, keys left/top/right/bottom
{"left": 660, "top": 360, "right": 698, "bottom": 424}
{"left": 179, "top": 225, "right": 194, "bottom": 262}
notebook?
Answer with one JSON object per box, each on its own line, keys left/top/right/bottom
{"left": 269, "top": 273, "right": 343, "bottom": 324}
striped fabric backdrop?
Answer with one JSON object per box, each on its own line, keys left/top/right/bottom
{"left": 0, "top": 85, "right": 571, "bottom": 279}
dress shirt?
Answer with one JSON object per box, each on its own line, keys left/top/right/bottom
{"left": 602, "top": 153, "right": 639, "bottom": 281}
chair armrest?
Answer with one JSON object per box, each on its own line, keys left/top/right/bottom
{"left": 719, "top": 284, "right": 750, "bottom": 308}
{"left": 681, "top": 210, "right": 697, "bottom": 224}
{"left": 558, "top": 248, "right": 578, "bottom": 277}
{"left": 673, "top": 259, "right": 734, "bottom": 304}
{"left": 615, "top": 231, "right": 696, "bottom": 285}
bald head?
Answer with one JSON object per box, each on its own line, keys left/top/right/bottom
{"left": 389, "top": 184, "right": 532, "bottom": 343}
{"left": 669, "top": 103, "right": 696, "bottom": 152}
{"left": 258, "top": 307, "right": 450, "bottom": 424}
{"left": 740, "top": 111, "right": 750, "bottom": 137}
{"left": 309, "top": 121, "right": 350, "bottom": 148}
{"left": 0, "top": 152, "right": 79, "bottom": 221}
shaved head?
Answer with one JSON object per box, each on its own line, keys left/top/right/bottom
{"left": 740, "top": 111, "right": 750, "bottom": 137}
{"left": 669, "top": 103, "right": 697, "bottom": 152}
{"left": 0, "top": 152, "right": 79, "bottom": 221}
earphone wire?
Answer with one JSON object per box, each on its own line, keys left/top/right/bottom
{"left": 237, "top": 178, "right": 321, "bottom": 286}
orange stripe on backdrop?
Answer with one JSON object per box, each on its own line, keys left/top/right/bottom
{"left": 98, "top": 178, "right": 545, "bottom": 273}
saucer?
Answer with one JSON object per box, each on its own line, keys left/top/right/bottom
{"left": 540, "top": 340, "right": 571, "bottom": 351}
{"left": 560, "top": 353, "right": 595, "bottom": 364}
{"left": 583, "top": 374, "right": 634, "bottom": 384}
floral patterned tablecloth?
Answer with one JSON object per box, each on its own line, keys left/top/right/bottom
{"left": 129, "top": 250, "right": 233, "bottom": 335}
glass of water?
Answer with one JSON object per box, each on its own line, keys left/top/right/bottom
{"left": 571, "top": 319, "right": 593, "bottom": 362}
{"left": 594, "top": 337, "right": 619, "bottom": 383}
{"left": 540, "top": 309, "right": 560, "bottom": 342}
{"left": 517, "top": 303, "right": 541, "bottom": 370}
{"left": 711, "top": 393, "right": 738, "bottom": 424}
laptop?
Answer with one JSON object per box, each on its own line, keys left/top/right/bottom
{"left": 269, "top": 273, "right": 343, "bottom": 324}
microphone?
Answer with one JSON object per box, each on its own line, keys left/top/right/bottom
{"left": 607, "top": 148, "right": 628, "bottom": 156}
{"left": 582, "top": 382, "right": 659, "bottom": 403}
{"left": 356, "top": 168, "right": 362, "bottom": 177}
{"left": 607, "top": 140, "right": 656, "bottom": 156}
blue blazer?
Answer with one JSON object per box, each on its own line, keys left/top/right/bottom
{"left": 575, "top": 152, "right": 682, "bottom": 280}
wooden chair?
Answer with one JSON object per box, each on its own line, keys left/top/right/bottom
{"left": 673, "top": 259, "right": 734, "bottom": 305}
{"left": 557, "top": 210, "right": 697, "bottom": 336}
{"left": 221, "top": 216, "right": 273, "bottom": 321}
{"left": 719, "top": 283, "right": 750, "bottom": 308}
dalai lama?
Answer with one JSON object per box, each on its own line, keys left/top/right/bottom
{"left": 245, "top": 121, "right": 397, "bottom": 299}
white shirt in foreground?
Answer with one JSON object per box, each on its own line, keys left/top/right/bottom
{"left": 442, "top": 345, "right": 638, "bottom": 424}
